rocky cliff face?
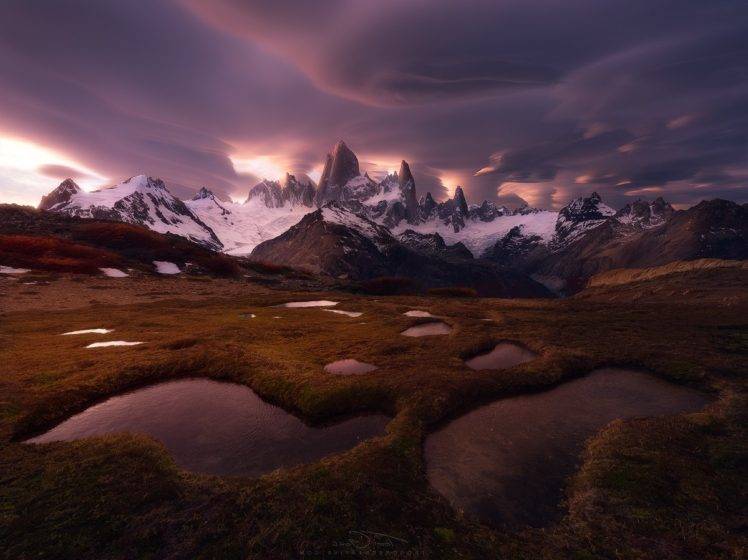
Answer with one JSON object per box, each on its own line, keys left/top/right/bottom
{"left": 38, "top": 179, "right": 82, "bottom": 211}
{"left": 553, "top": 192, "right": 616, "bottom": 248}
{"left": 251, "top": 202, "right": 551, "bottom": 297}
{"left": 399, "top": 160, "right": 419, "bottom": 224}
{"left": 316, "top": 141, "right": 361, "bottom": 205}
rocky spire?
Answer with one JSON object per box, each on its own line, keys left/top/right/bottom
{"left": 315, "top": 141, "right": 360, "bottom": 205}
{"left": 283, "top": 172, "right": 315, "bottom": 207}
{"left": 39, "top": 178, "right": 81, "bottom": 210}
{"left": 454, "top": 186, "right": 469, "bottom": 215}
{"left": 398, "top": 160, "right": 419, "bottom": 223}
{"left": 422, "top": 191, "right": 437, "bottom": 218}
{"left": 192, "top": 187, "right": 215, "bottom": 200}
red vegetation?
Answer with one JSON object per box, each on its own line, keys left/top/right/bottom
{"left": 73, "top": 222, "right": 171, "bottom": 252}
{"left": 0, "top": 235, "right": 122, "bottom": 273}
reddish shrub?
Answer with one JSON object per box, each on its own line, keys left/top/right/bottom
{"left": 73, "top": 222, "right": 170, "bottom": 251}
{"left": 0, "top": 234, "right": 121, "bottom": 273}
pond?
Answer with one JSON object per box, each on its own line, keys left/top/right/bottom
{"left": 465, "top": 343, "right": 537, "bottom": 370}
{"left": 26, "top": 378, "right": 389, "bottom": 477}
{"left": 425, "top": 368, "right": 709, "bottom": 527}
{"left": 401, "top": 321, "right": 452, "bottom": 337}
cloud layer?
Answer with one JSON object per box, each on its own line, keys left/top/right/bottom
{"left": 0, "top": 0, "right": 746, "bottom": 208}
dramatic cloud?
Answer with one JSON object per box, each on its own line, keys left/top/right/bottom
{"left": 0, "top": 0, "right": 746, "bottom": 208}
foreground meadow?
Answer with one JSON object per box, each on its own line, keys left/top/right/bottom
{"left": 1, "top": 270, "right": 745, "bottom": 559}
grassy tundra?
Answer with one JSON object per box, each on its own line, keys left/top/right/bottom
{"left": 1, "top": 268, "right": 746, "bottom": 559}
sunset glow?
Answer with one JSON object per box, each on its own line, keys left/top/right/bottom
{"left": 0, "top": 136, "right": 107, "bottom": 205}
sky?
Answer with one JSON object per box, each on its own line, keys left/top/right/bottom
{"left": 0, "top": 0, "right": 746, "bottom": 210}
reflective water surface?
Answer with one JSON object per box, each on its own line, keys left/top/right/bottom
{"left": 401, "top": 321, "right": 452, "bottom": 337}
{"left": 465, "top": 343, "right": 537, "bottom": 370}
{"left": 425, "top": 368, "right": 709, "bottom": 527}
{"left": 27, "top": 378, "right": 389, "bottom": 477}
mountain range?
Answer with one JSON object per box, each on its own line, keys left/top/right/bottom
{"left": 36, "top": 141, "right": 747, "bottom": 294}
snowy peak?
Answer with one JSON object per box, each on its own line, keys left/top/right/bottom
{"left": 615, "top": 197, "right": 674, "bottom": 229}
{"left": 39, "top": 178, "right": 81, "bottom": 210}
{"left": 42, "top": 175, "right": 222, "bottom": 250}
{"left": 192, "top": 187, "right": 218, "bottom": 201}
{"left": 554, "top": 191, "right": 615, "bottom": 247}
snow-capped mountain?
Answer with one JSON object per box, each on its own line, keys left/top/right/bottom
{"left": 245, "top": 173, "right": 315, "bottom": 208}
{"left": 553, "top": 191, "right": 615, "bottom": 248}
{"left": 251, "top": 202, "right": 551, "bottom": 297}
{"left": 41, "top": 175, "right": 222, "bottom": 250}
{"left": 38, "top": 142, "right": 688, "bottom": 280}
{"left": 184, "top": 187, "right": 310, "bottom": 256}
{"left": 614, "top": 197, "right": 674, "bottom": 229}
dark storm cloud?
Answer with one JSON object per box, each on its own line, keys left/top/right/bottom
{"left": 0, "top": 0, "right": 746, "bottom": 208}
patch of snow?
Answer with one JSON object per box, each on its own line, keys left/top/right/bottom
{"left": 0, "top": 266, "right": 30, "bottom": 274}
{"left": 86, "top": 341, "right": 143, "bottom": 348}
{"left": 281, "top": 300, "right": 339, "bottom": 308}
{"left": 62, "top": 328, "right": 113, "bottom": 335}
{"left": 364, "top": 187, "right": 402, "bottom": 205}
{"left": 99, "top": 267, "right": 129, "bottom": 278}
{"left": 153, "top": 261, "right": 181, "bottom": 275}
{"left": 404, "top": 310, "right": 436, "bottom": 318}
{"left": 324, "top": 309, "right": 363, "bottom": 318}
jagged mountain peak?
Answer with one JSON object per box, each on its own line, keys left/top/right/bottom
{"left": 39, "top": 178, "right": 82, "bottom": 210}
{"left": 554, "top": 191, "right": 616, "bottom": 247}
{"left": 615, "top": 196, "right": 674, "bottom": 229}
{"left": 192, "top": 187, "right": 217, "bottom": 201}
{"left": 317, "top": 140, "right": 360, "bottom": 203}
{"left": 398, "top": 160, "right": 419, "bottom": 224}
{"left": 454, "top": 186, "right": 469, "bottom": 215}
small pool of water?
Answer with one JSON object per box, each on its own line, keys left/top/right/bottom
{"left": 324, "top": 359, "right": 378, "bottom": 375}
{"left": 404, "top": 310, "right": 436, "bottom": 318}
{"left": 401, "top": 321, "right": 452, "bottom": 337}
{"left": 281, "top": 300, "right": 338, "bottom": 308}
{"left": 425, "top": 368, "right": 709, "bottom": 527}
{"left": 465, "top": 343, "right": 537, "bottom": 370}
{"left": 26, "top": 378, "right": 389, "bottom": 477}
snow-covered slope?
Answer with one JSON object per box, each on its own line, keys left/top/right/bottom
{"left": 45, "top": 175, "right": 222, "bottom": 250}
{"left": 185, "top": 193, "right": 310, "bottom": 256}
